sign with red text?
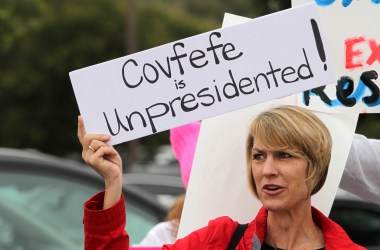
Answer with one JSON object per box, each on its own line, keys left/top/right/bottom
{"left": 293, "top": 0, "right": 380, "bottom": 113}
{"left": 70, "top": 3, "right": 334, "bottom": 145}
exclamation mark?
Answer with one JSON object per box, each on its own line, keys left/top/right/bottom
{"left": 310, "top": 19, "right": 327, "bottom": 71}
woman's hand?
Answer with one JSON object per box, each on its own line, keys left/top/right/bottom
{"left": 77, "top": 116, "right": 123, "bottom": 209}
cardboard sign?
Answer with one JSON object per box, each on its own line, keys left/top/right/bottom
{"left": 70, "top": 3, "right": 334, "bottom": 145}
{"left": 177, "top": 13, "right": 358, "bottom": 239}
{"left": 293, "top": 0, "right": 380, "bottom": 113}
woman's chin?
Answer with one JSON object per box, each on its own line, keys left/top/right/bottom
{"left": 261, "top": 200, "right": 286, "bottom": 211}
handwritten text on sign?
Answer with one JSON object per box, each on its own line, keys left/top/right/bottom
{"left": 69, "top": 3, "right": 334, "bottom": 145}
{"left": 294, "top": 0, "right": 380, "bottom": 112}
{"left": 303, "top": 36, "right": 380, "bottom": 110}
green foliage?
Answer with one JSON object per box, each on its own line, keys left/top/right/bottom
{"left": 0, "top": 0, "right": 126, "bottom": 155}
{"left": 357, "top": 114, "right": 380, "bottom": 139}
{"left": 138, "top": 2, "right": 220, "bottom": 49}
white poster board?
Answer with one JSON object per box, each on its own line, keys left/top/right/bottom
{"left": 177, "top": 13, "right": 358, "bottom": 239}
{"left": 293, "top": 0, "right": 380, "bottom": 113}
{"left": 70, "top": 3, "right": 335, "bottom": 145}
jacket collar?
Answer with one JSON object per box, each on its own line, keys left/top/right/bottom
{"left": 250, "top": 206, "right": 363, "bottom": 250}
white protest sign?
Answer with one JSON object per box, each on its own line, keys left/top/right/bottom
{"left": 293, "top": 0, "right": 380, "bottom": 113}
{"left": 177, "top": 13, "right": 358, "bottom": 239}
{"left": 70, "top": 3, "right": 334, "bottom": 145}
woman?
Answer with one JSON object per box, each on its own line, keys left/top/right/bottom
{"left": 79, "top": 105, "right": 364, "bottom": 249}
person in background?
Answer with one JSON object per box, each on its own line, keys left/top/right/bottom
{"left": 341, "top": 133, "right": 380, "bottom": 204}
{"left": 139, "top": 122, "right": 200, "bottom": 246}
{"left": 78, "top": 105, "right": 365, "bottom": 249}
{"left": 139, "top": 193, "right": 186, "bottom": 246}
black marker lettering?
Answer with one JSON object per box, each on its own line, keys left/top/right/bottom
{"left": 122, "top": 59, "right": 143, "bottom": 88}
{"left": 207, "top": 32, "right": 224, "bottom": 64}
{"left": 361, "top": 70, "right": 379, "bottom": 105}
{"left": 336, "top": 76, "right": 356, "bottom": 107}
{"left": 170, "top": 43, "right": 187, "bottom": 75}
{"left": 145, "top": 103, "right": 170, "bottom": 133}
{"left": 103, "top": 109, "right": 130, "bottom": 135}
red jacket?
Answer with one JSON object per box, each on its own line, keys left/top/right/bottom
{"left": 84, "top": 191, "right": 365, "bottom": 250}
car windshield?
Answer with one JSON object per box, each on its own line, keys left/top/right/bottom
{"left": 0, "top": 171, "right": 160, "bottom": 249}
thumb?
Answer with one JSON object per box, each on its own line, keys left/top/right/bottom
{"left": 77, "top": 115, "right": 86, "bottom": 143}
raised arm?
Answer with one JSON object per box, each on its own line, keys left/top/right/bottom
{"left": 340, "top": 133, "right": 380, "bottom": 204}
{"left": 78, "top": 116, "right": 131, "bottom": 250}
{"left": 77, "top": 116, "right": 123, "bottom": 209}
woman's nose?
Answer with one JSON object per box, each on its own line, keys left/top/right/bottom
{"left": 262, "top": 156, "right": 278, "bottom": 176}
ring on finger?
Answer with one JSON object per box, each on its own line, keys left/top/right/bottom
{"left": 88, "top": 145, "right": 96, "bottom": 152}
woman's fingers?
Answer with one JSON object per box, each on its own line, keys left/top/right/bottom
{"left": 77, "top": 116, "right": 122, "bottom": 198}
{"left": 84, "top": 141, "right": 122, "bottom": 180}
{"left": 77, "top": 116, "right": 111, "bottom": 159}
{"left": 78, "top": 116, "right": 110, "bottom": 145}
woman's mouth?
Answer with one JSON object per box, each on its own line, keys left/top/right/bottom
{"left": 263, "top": 184, "right": 284, "bottom": 195}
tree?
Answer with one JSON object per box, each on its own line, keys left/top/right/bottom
{"left": 0, "top": 0, "right": 126, "bottom": 156}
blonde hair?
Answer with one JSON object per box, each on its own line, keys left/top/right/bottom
{"left": 245, "top": 105, "right": 332, "bottom": 198}
{"left": 166, "top": 193, "right": 186, "bottom": 238}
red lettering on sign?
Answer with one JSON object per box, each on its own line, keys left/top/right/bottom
{"left": 366, "top": 39, "right": 380, "bottom": 66}
{"left": 345, "top": 37, "right": 365, "bottom": 70}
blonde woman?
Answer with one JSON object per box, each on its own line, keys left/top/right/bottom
{"left": 79, "top": 105, "right": 364, "bottom": 249}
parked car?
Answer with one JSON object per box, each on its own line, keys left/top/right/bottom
{"left": 0, "top": 148, "right": 167, "bottom": 250}
{"left": 330, "top": 189, "right": 380, "bottom": 249}
{"left": 123, "top": 173, "right": 185, "bottom": 209}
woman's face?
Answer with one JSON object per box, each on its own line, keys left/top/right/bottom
{"left": 251, "top": 137, "right": 310, "bottom": 211}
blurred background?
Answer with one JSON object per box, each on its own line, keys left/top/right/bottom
{"left": 1, "top": 1, "right": 380, "bottom": 249}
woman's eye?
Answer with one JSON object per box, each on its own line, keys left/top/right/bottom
{"left": 253, "top": 154, "right": 264, "bottom": 161}
{"left": 279, "top": 152, "right": 292, "bottom": 158}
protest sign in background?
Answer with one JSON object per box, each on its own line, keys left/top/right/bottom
{"left": 293, "top": 0, "right": 380, "bottom": 113}
{"left": 178, "top": 12, "right": 358, "bottom": 239}
{"left": 70, "top": 3, "right": 334, "bottom": 145}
